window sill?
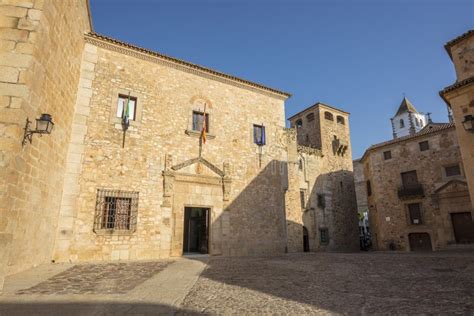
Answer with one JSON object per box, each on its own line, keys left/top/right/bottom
{"left": 185, "top": 129, "right": 216, "bottom": 139}
{"left": 94, "top": 229, "right": 135, "bottom": 236}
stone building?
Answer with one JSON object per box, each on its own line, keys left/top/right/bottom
{"left": 440, "top": 30, "right": 474, "bottom": 213}
{"left": 361, "top": 115, "right": 474, "bottom": 251}
{"left": 353, "top": 159, "right": 369, "bottom": 239}
{"left": 0, "top": 0, "right": 358, "bottom": 289}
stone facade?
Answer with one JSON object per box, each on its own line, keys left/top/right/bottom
{"left": 289, "top": 103, "right": 359, "bottom": 251}
{"left": 440, "top": 30, "right": 474, "bottom": 214}
{"left": 0, "top": 0, "right": 91, "bottom": 285}
{"left": 1, "top": 0, "right": 359, "bottom": 283}
{"left": 362, "top": 123, "right": 473, "bottom": 251}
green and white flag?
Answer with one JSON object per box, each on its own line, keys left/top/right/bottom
{"left": 122, "top": 93, "right": 131, "bottom": 131}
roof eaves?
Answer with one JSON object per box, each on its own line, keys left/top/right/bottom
{"left": 444, "top": 29, "right": 474, "bottom": 60}
{"left": 288, "top": 102, "right": 350, "bottom": 121}
{"left": 84, "top": 33, "right": 291, "bottom": 99}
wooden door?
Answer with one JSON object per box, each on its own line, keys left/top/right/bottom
{"left": 409, "top": 233, "right": 432, "bottom": 251}
{"left": 451, "top": 213, "right": 474, "bottom": 243}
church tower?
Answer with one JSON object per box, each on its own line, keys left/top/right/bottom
{"left": 390, "top": 97, "right": 428, "bottom": 138}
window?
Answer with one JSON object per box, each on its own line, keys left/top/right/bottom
{"left": 336, "top": 115, "right": 345, "bottom": 125}
{"left": 94, "top": 189, "right": 139, "bottom": 231}
{"left": 366, "top": 180, "right": 372, "bottom": 196}
{"left": 296, "top": 119, "right": 303, "bottom": 128}
{"left": 401, "top": 170, "right": 419, "bottom": 188}
{"left": 298, "top": 159, "right": 303, "bottom": 170}
{"left": 253, "top": 124, "right": 266, "bottom": 145}
{"left": 319, "top": 228, "right": 329, "bottom": 244}
{"left": 400, "top": 119, "right": 405, "bottom": 128}
{"left": 116, "top": 95, "right": 137, "bottom": 120}
{"left": 300, "top": 190, "right": 306, "bottom": 209}
{"left": 317, "top": 194, "right": 325, "bottom": 209}
{"left": 419, "top": 141, "right": 429, "bottom": 151}
{"left": 408, "top": 203, "right": 422, "bottom": 225}
{"left": 192, "top": 111, "right": 209, "bottom": 132}
{"left": 445, "top": 164, "right": 461, "bottom": 177}
{"left": 324, "top": 111, "right": 334, "bottom": 121}
{"left": 383, "top": 150, "right": 392, "bottom": 160}
{"left": 306, "top": 113, "right": 315, "bottom": 122}
{"left": 415, "top": 118, "right": 420, "bottom": 127}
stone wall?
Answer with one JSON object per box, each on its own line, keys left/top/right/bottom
{"left": 353, "top": 159, "right": 368, "bottom": 215}
{"left": 55, "top": 35, "right": 291, "bottom": 262}
{"left": 363, "top": 126, "right": 472, "bottom": 250}
{"left": 442, "top": 31, "right": 474, "bottom": 214}
{"left": 0, "top": 0, "right": 90, "bottom": 276}
{"left": 290, "top": 104, "right": 359, "bottom": 251}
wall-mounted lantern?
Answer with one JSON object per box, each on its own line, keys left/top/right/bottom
{"left": 462, "top": 115, "right": 474, "bottom": 133}
{"left": 22, "top": 113, "right": 54, "bottom": 146}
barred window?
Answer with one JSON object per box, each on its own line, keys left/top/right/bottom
{"left": 319, "top": 228, "right": 329, "bottom": 244}
{"left": 324, "top": 111, "right": 334, "bottom": 121}
{"left": 94, "top": 189, "right": 139, "bottom": 232}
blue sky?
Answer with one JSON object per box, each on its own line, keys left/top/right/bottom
{"left": 90, "top": 0, "right": 473, "bottom": 158}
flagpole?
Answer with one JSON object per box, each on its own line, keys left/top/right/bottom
{"left": 121, "top": 92, "right": 131, "bottom": 148}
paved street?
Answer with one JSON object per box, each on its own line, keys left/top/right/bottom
{"left": 0, "top": 251, "right": 473, "bottom": 315}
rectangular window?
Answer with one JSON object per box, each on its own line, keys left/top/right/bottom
{"left": 300, "top": 190, "right": 305, "bottom": 209}
{"left": 401, "top": 170, "right": 419, "bottom": 188}
{"left": 383, "top": 150, "right": 392, "bottom": 160}
{"left": 94, "top": 189, "right": 139, "bottom": 231}
{"left": 419, "top": 141, "right": 429, "bottom": 151}
{"left": 253, "top": 124, "right": 266, "bottom": 145}
{"left": 408, "top": 203, "right": 422, "bottom": 225}
{"left": 192, "top": 111, "right": 209, "bottom": 132}
{"left": 317, "top": 194, "right": 325, "bottom": 209}
{"left": 116, "top": 94, "right": 137, "bottom": 121}
{"left": 319, "top": 228, "right": 329, "bottom": 244}
{"left": 445, "top": 164, "right": 461, "bottom": 177}
{"left": 366, "top": 180, "right": 372, "bottom": 196}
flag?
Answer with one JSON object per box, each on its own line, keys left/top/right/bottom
{"left": 122, "top": 93, "right": 130, "bottom": 131}
{"left": 201, "top": 103, "right": 207, "bottom": 144}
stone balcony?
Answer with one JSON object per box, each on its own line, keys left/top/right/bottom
{"left": 397, "top": 184, "right": 425, "bottom": 199}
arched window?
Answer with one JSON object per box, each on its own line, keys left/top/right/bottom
{"left": 306, "top": 113, "right": 315, "bottom": 122}
{"left": 400, "top": 119, "right": 405, "bottom": 128}
{"left": 296, "top": 119, "right": 303, "bottom": 128}
{"left": 324, "top": 111, "right": 334, "bottom": 121}
{"left": 336, "top": 115, "right": 345, "bottom": 125}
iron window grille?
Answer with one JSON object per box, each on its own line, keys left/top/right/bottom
{"left": 383, "top": 150, "right": 392, "bottom": 160}
{"left": 319, "top": 228, "right": 329, "bottom": 244}
{"left": 94, "top": 189, "right": 139, "bottom": 232}
{"left": 306, "top": 113, "right": 315, "bottom": 122}
{"left": 324, "top": 111, "right": 334, "bottom": 121}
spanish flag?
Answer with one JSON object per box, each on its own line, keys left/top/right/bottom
{"left": 201, "top": 103, "right": 207, "bottom": 144}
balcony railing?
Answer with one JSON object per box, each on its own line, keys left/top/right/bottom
{"left": 398, "top": 184, "right": 424, "bottom": 199}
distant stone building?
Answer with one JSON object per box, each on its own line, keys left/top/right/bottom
{"left": 361, "top": 109, "right": 474, "bottom": 251}
{"left": 440, "top": 30, "right": 474, "bottom": 214}
{"left": 0, "top": 1, "right": 358, "bottom": 289}
{"left": 390, "top": 97, "right": 430, "bottom": 138}
{"left": 353, "top": 159, "right": 369, "bottom": 241}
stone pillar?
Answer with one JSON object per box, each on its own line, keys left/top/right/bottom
{"left": 0, "top": 233, "right": 12, "bottom": 292}
{"left": 161, "top": 154, "right": 176, "bottom": 256}
{"left": 284, "top": 128, "right": 304, "bottom": 252}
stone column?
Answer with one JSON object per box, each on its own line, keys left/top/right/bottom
{"left": 161, "top": 154, "right": 175, "bottom": 256}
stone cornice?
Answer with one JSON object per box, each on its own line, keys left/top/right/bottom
{"left": 84, "top": 33, "right": 291, "bottom": 100}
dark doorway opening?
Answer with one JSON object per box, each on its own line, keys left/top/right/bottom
{"left": 303, "top": 226, "right": 310, "bottom": 252}
{"left": 451, "top": 212, "right": 474, "bottom": 243}
{"left": 183, "top": 207, "right": 210, "bottom": 254}
{"left": 408, "top": 233, "right": 432, "bottom": 251}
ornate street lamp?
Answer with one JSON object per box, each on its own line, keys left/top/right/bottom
{"left": 462, "top": 115, "right": 474, "bottom": 133}
{"left": 22, "top": 113, "right": 54, "bottom": 146}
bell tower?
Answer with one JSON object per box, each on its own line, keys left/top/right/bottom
{"left": 390, "top": 97, "right": 428, "bottom": 138}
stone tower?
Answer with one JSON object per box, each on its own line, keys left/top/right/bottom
{"left": 390, "top": 97, "right": 428, "bottom": 138}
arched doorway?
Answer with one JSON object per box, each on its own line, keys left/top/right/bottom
{"left": 303, "top": 226, "right": 310, "bottom": 252}
{"left": 408, "top": 233, "right": 432, "bottom": 251}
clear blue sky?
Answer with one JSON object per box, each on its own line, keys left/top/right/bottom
{"left": 90, "top": 0, "right": 473, "bottom": 158}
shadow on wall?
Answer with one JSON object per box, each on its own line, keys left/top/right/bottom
{"left": 214, "top": 159, "right": 288, "bottom": 256}
{"left": 303, "top": 170, "right": 360, "bottom": 252}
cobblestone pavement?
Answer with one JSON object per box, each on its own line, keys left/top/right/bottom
{"left": 181, "top": 251, "right": 474, "bottom": 315}
{"left": 16, "top": 261, "right": 172, "bottom": 295}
